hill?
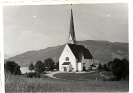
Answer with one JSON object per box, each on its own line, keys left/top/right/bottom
{"left": 5, "top": 40, "right": 129, "bottom": 67}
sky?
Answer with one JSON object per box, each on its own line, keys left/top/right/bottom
{"left": 3, "top": 3, "right": 128, "bottom": 58}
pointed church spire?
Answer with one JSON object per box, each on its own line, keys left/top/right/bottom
{"left": 67, "top": 9, "right": 76, "bottom": 44}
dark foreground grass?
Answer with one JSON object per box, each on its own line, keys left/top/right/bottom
{"left": 54, "top": 72, "right": 104, "bottom": 81}
{"left": 5, "top": 73, "right": 129, "bottom": 92}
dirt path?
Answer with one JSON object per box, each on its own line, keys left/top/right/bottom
{"left": 45, "top": 71, "right": 60, "bottom": 79}
{"left": 100, "top": 72, "right": 109, "bottom": 79}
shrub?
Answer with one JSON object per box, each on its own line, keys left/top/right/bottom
{"left": 35, "top": 61, "right": 45, "bottom": 74}
{"left": 98, "top": 63, "right": 102, "bottom": 71}
{"left": 55, "top": 61, "right": 59, "bottom": 70}
{"left": 107, "top": 77, "right": 116, "bottom": 81}
{"left": 4, "top": 61, "right": 21, "bottom": 75}
{"left": 44, "top": 58, "right": 55, "bottom": 71}
{"left": 121, "top": 58, "right": 129, "bottom": 79}
{"left": 40, "top": 74, "right": 48, "bottom": 78}
{"left": 29, "top": 63, "right": 34, "bottom": 72}
{"left": 107, "top": 61, "right": 113, "bottom": 72}
{"left": 103, "top": 64, "right": 108, "bottom": 70}
{"left": 85, "top": 69, "right": 89, "bottom": 72}
{"left": 108, "top": 58, "right": 129, "bottom": 81}
{"left": 25, "top": 72, "right": 41, "bottom": 78}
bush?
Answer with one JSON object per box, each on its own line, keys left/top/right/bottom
{"left": 107, "top": 58, "right": 129, "bottom": 81}
{"left": 40, "top": 74, "right": 48, "bottom": 78}
{"left": 107, "top": 61, "right": 113, "bottom": 72}
{"left": 29, "top": 63, "right": 34, "bottom": 72}
{"left": 25, "top": 72, "right": 41, "bottom": 78}
{"left": 35, "top": 61, "right": 45, "bottom": 74}
{"left": 98, "top": 63, "right": 102, "bottom": 71}
{"left": 55, "top": 61, "right": 59, "bottom": 70}
{"left": 44, "top": 58, "right": 55, "bottom": 71}
{"left": 121, "top": 58, "right": 129, "bottom": 79}
{"left": 85, "top": 69, "right": 90, "bottom": 72}
{"left": 107, "top": 77, "right": 116, "bottom": 81}
{"left": 103, "top": 64, "right": 108, "bottom": 71}
{"left": 4, "top": 61, "right": 21, "bottom": 75}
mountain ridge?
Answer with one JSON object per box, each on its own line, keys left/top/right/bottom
{"left": 5, "top": 40, "right": 129, "bottom": 67}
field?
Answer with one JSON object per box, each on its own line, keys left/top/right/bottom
{"left": 5, "top": 71, "right": 129, "bottom": 92}
{"left": 53, "top": 71, "right": 104, "bottom": 80}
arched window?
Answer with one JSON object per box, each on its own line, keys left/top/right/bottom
{"left": 65, "top": 57, "right": 69, "bottom": 61}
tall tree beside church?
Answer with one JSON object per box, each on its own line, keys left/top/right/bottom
{"left": 44, "top": 58, "right": 55, "bottom": 71}
{"left": 55, "top": 61, "right": 59, "bottom": 70}
{"left": 29, "top": 63, "right": 34, "bottom": 72}
{"left": 98, "top": 63, "right": 102, "bottom": 71}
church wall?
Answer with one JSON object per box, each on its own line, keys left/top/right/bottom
{"left": 77, "top": 63, "right": 82, "bottom": 71}
{"left": 80, "top": 54, "right": 85, "bottom": 71}
{"left": 81, "top": 54, "right": 93, "bottom": 71}
{"left": 84, "top": 59, "right": 93, "bottom": 70}
{"left": 60, "top": 65, "right": 69, "bottom": 72}
{"left": 59, "top": 44, "right": 77, "bottom": 72}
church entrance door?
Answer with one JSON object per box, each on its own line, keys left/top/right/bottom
{"left": 83, "top": 63, "right": 86, "bottom": 71}
{"left": 64, "top": 67, "right": 67, "bottom": 71}
{"left": 83, "top": 66, "right": 86, "bottom": 71}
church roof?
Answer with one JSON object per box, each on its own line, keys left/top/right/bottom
{"left": 68, "top": 44, "right": 93, "bottom": 61}
{"left": 62, "top": 62, "right": 71, "bottom": 65}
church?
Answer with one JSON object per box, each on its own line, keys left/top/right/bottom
{"left": 59, "top": 9, "right": 94, "bottom": 72}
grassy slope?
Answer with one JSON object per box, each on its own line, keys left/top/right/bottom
{"left": 5, "top": 73, "right": 129, "bottom": 92}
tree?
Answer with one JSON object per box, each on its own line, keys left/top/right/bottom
{"left": 34, "top": 61, "right": 45, "bottom": 74}
{"left": 4, "top": 61, "right": 21, "bottom": 75}
{"left": 107, "top": 58, "right": 129, "bottom": 81}
{"left": 121, "top": 58, "right": 129, "bottom": 79}
{"left": 44, "top": 58, "right": 55, "bottom": 71}
{"left": 55, "top": 61, "right": 59, "bottom": 70}
{"left": 29, "top": 63, "right": 34, "bottom": 72}
{"left": 107, "top": 61, "right": 112, "bottom": 72}
{"left": 103, "top": 63, "right": 107, "bottom": 70}
{"left": 112, "top": 58, "right": 123, "bottom": 80}
{"left": 98, "top": 63, "right": 102, "bottom": 71}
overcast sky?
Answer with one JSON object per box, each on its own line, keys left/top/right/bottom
{"left": 3, "top": 3, "right": 128, "bottom": 58}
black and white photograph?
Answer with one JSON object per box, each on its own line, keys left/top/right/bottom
{"left": 3, "top": 1, "right": 129, "bottom": 92}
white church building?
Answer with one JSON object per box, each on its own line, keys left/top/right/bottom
{"left": 59, "top": 9, "right": 94, "bottom": 72}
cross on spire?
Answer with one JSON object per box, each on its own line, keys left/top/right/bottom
{"left": 67, "top": 8, "right": 76, "bottom": 44}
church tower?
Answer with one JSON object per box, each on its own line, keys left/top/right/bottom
{"left": 67, "top": 9, "right": 76, "bottom": 44}
{"left": 59, "top": 8, "right": 94, "bottom": 72}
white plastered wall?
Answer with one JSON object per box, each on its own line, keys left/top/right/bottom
{"left": 61, "top": 65, "right": 69, "bottom": 72}
{"left": 59, "top": 44, "right": 77, "bottom": 72}
{"left": 77, "top": 63, "right": 82, "bottom": 71}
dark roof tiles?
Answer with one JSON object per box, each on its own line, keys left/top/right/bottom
{"left": 68, "top": 44, "right": 93, "bottom": 61}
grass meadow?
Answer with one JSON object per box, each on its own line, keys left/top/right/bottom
{"left": 5, "top": 71, "right": 129, "bottom": 92}
{"left": 54, "top": 71, "right": 104, "bottom": 81}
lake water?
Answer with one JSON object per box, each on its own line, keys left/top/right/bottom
{"left": 20, "top": 67, "right": 34, "bottom": 74}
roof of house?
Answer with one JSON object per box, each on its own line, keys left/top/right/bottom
{"left": 62, "top": 62, "right": 71, "bottom": 65}
{"left": 67, "top": 44, "right": 93, "bottom": 61}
